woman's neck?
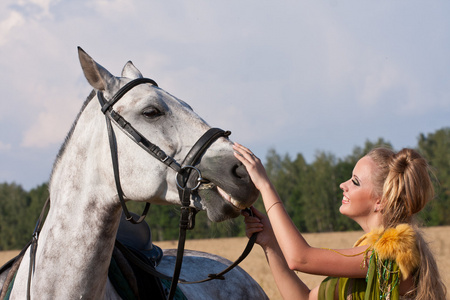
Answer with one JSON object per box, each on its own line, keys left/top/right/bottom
{"left": 356, "top": 213, "right": 383, "bottom": 233}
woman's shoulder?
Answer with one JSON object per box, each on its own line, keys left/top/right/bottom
{"left": 356, "top": 224, "right": 420, "bottom": 279}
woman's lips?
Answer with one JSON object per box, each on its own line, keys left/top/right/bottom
{"left": 342, "top": 195, "right": 350, "bottom": 204}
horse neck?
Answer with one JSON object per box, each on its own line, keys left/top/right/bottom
{"left": 32, "top": 98, "right": 122, "bottom": 298}
{"left": 31, "top": 194, "right": 122, "bottom": 298}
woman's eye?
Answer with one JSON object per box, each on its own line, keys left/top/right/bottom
{"left": 352, "top": 179, "right": 360, "bottom": 186}
{"left": 142, "top": 107, "right": 163, "bottom": 119}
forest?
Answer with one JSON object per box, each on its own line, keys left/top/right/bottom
{"left": 1, "top": 127, "right": 449, "bottom": 250}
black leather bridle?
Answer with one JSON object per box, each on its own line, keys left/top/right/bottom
{"left": 97, "top": 78, "right": 256, "bottom": 300}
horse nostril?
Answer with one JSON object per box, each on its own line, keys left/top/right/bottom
{"left": 232, "top": 163, "right": 249, "bottom": 181}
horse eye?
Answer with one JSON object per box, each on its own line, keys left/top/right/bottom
{"left": 142, "top": 107, "right": 163, "bottom": 119}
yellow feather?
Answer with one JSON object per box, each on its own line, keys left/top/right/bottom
{"left": 354, "top": 224, "right": 420, "bottom": 280}
{"left": 374, "top": 224, "right": 420, "bottom": 279}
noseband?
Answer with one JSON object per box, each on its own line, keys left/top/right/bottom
{"left": 97, "top": 78, "right": 255, "bottom": 300}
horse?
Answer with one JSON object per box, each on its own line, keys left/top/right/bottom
{"left": 0, "top": 48, "right": 268, "bottom": 299}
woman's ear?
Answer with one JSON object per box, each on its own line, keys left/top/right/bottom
{"left": 373, "top": 198, "right": 382, "bottom": 213}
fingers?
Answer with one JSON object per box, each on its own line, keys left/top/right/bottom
{"left": 244, "top": 217, "right": 264, "bottom": 238}
{"left": 233, "top": 143, "right": 253, "bottom": 155}
{"left": 244, "top": 215, "right": 263, "bottom": 225}
{"left": 242, "top": 206, "right": 265, "bottom": 220}
{"left": 233, "top": 143, "right": 259, "bottom": 163}
{"left": 233, "top": 142, "right": 250, "bottom": 153}
{"left": 250, "top": 206, "right": 266, "bottom": 219}
{"left": 245, "top": 227, "right": 263, "bottom": 238}
{"left": 242, "top": 208, "right": 263, "bottom": 227}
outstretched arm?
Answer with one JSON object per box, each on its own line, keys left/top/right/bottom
{"left": 234, "top": 143, "right": 370, "bottom": 278}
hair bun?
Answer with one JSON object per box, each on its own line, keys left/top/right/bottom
{"left": 390, "top": 149, "right": 416, "bottom": 174}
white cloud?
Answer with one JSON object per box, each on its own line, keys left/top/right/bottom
{"left": 20, "top": 83, "right": 83, "bottom": 148}
{"left": 359, "top": 61, "right": 402, "bottom": 106}
{"left": 0, "top": 141, "right": 12, "bottom": 151}
{"left": 0, "top": 11, "right": 25, "bottom": 45}
{"left": 85, "top": 0, "right": 136, "bottom": 19}
{"left": 21, "top": 111, "right": 70, "bottom": 148}
{"left": 0, "top": 0, "right": 449, "bottom": 189}
{"left": 14, "top": 0, "right": 61, "bottom": 19}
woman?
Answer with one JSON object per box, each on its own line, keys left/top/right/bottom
{"left": 233, "top": 144, "right": 446, "bottom": 300}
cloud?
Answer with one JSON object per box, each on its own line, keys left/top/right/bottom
{"left": 12, "top": 0, "right": 60, "bottom": 19}
{"left": 20, "top": 82, "right": 84, "bottom": 148}
{"left": 0, "top": 11, "right": 24, "bottom": 45}
{"left": 1, "top": 0, "right": 450, "bottom": 190}
{"left": 0, "top": 141, "right": 12, "bottom": 151}
{"left": 359, "top": 60, "right": 403, "bottom": 106}
{"left": 21, "top": 105, "right": 76, "bottom": 148}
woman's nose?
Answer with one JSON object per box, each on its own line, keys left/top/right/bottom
{"left": 339, "top": 180, "right": 348, "bottom": 191}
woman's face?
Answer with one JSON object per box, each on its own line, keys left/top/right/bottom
{"left": 339, "top": 156, "right": 380, "bottom": 223}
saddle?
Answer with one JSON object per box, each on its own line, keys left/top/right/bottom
{"left": 111, "top": 212, "right": 187, "bottom": 300}
{"left": 116, "top": 211, "right": 163, "bottom": 267}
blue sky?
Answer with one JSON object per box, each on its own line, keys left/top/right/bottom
{"left": 1, "top": 0, "right": 449, "bottom": 190}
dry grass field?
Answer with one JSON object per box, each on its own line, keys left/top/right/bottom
{"left": 1, "top": 226, "right": 449, "bottom": 299}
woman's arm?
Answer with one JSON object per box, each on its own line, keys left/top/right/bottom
{"left": 234, "top": 143, "right": 370, "bottom": 278}
{"left": 244, "top": 207, "right": 312, "bottom": 300}
{"left": 257, "top": 179, "right": 370, "bottom": 277}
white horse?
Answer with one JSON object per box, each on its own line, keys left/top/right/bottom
{"left": 0, "top": 48, "right": 268, "bottom": 299}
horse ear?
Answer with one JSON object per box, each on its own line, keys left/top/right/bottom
{"left": 78, "top": 47, "right": 117, "bottom": 91}
{"left": 121, "top": 61, "right": 143, "bottom": 79}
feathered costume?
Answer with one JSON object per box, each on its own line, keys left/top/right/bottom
{"left": 318, "top": 224, "right": 420, "bottom": 300}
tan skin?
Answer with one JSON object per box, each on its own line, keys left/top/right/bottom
{"left": 233, "top": 143, "right": 413, "bottom": 299}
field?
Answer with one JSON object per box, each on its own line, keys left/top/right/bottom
{"left": 1, "top": 226, "right": 449, "bottom": 299}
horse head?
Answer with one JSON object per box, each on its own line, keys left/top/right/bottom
{"left": 66, "top": 47, "right": 259, "bottom": 222}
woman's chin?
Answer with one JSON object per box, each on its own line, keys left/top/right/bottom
{"left": 339, "top": 205, "right": 349, "bottom": 216}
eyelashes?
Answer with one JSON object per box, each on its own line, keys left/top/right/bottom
{"left": 352, "top": 179, "right": 360, "bottom": 186}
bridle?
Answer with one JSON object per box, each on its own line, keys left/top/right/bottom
{"left": 97, "top": 77, "right": 233, "bottom": 223}
{"left": 97, "top": 78, "right": 257, "bottom": 299}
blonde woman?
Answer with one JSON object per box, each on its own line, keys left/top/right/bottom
{"left": 234, "top": 144, "right": 446, "bottom": 300}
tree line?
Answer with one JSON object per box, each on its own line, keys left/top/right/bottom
{"left": 1, "top": 127, "right": 449, "bottom": 250}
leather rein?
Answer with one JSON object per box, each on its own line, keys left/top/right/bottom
{"left": 97, "top": 78, "right": 257, "bottom": 299}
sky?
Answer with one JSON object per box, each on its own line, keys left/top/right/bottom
{"left": 0, "top": 0, "right": 449, "bottom": 190}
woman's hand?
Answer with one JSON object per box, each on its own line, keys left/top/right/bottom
{"left": 242, "top": 206, "right": 276, "bottom": 249}
{"left": 233, "top": 143, "right": 271, "bottom": 191}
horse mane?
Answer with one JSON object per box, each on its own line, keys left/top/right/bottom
{"left": 50, "top": 89, "right": 96, "bottom": 180}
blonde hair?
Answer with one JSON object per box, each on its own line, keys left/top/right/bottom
{"left": 366, "top": 147, "right": 446, "bottom": 299}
